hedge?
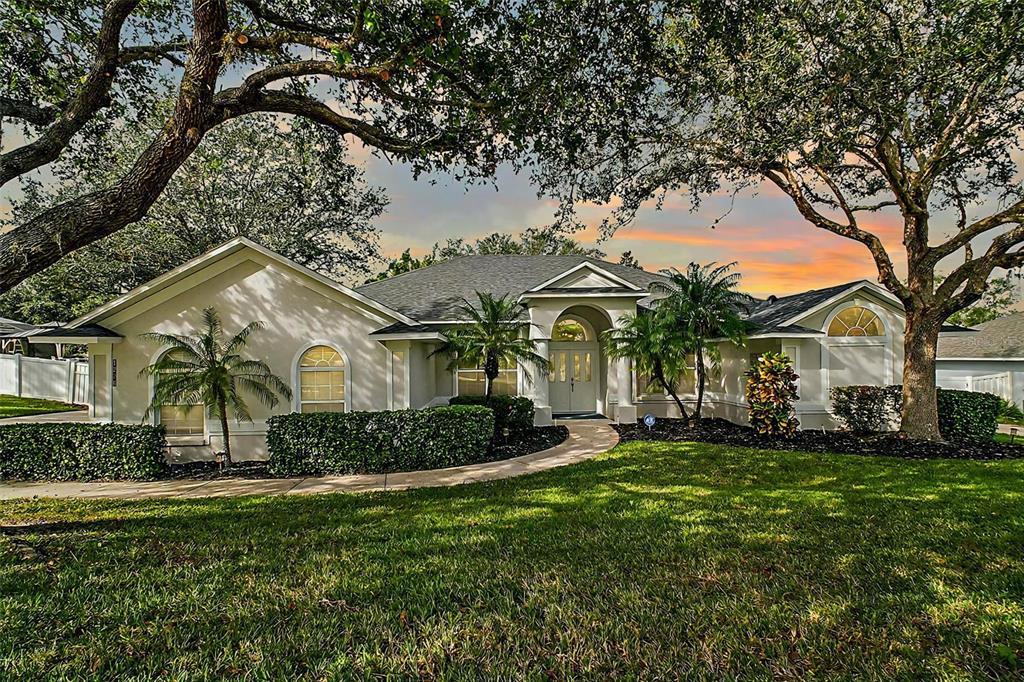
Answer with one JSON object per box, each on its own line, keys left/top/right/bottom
{"left": 830, "top": 385, "right": 1000, "bottom": 443}
{"left": 266, "top": 406, "right": 495, "bottom": 477}
{"left": 937, "top": 388, "right": 1001, "bottom": 443}
{"left": 448, "top": 395, "right": 534, "bottom": 436}
{"left": 0, "top": 423, "right": 167, "bottom": 481}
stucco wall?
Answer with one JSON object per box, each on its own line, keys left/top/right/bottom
{"left": 92, "top": 251, "right": 397, "bottom": 459}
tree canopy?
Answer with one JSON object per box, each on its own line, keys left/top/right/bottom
{"left": 368, "top": 226, "right": 603, "bottom": 281}
{"left": 532, "top": 0, "right": 1024, "bottom": 439}
{"left": 1, "top": 112, "right": 386, "bottom": 324}
{"left": 0, "top": 0, "right": 637, "bottom": 289}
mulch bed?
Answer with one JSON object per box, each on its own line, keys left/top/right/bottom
{"left": 614, "top": 417, "right": 1024, "bottom": 461}
{"left": 163, "top": 426, "right": 570, "bottom": 480}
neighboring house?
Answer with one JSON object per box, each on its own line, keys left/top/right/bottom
{"left": 937, "top": 313, "right": 1024, "bottom": 405}
{"left": 0, "top": 317, "right": 64, "bottom": 358}
{"left": 22, "top": 237, "right": 969, "bottom": 459}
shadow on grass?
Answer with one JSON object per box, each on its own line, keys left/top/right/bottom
{"left": 1, "top": 441, "right": 1022, "bottom": 679}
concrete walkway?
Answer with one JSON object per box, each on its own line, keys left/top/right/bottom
{"left": 0, "top": 420, "right": 619, "bottom": 501}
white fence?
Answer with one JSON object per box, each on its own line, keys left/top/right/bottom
{"left": 0, "top": 354, "right": 89, "bottom": 404}
{"left": 967, "top": 371, "right": 1013, "bottom": 402}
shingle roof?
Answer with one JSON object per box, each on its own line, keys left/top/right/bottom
{"left": 0, "top": 317, "right": 35, "bottom": 338}
{"left": 355, "top": 255, "right": 668, "bottom": 320}
{"left": 742, "top": 281, "right": 865, "bottom": 329}
{"left": 28, "top": 324, "right": 122, "bottom": 340}
{"left": 938, "top": 313, "right": 1024, "bottom": 358}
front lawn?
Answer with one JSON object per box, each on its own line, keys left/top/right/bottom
{"left": 2, "top": 442, "right": 1023, "bottom": 679}
{"left": 0, "top": 394, "right": 82, "bottom": 419}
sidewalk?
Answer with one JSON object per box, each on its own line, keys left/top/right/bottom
{"left": 0, "top": 420, "right": 619, "bottom": 501}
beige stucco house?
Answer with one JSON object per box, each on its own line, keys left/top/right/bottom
{"left": 21, "top": 237, "right": 965, "bottom": 459}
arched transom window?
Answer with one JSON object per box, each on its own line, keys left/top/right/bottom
{"left": 299, "top": 345, "right": 346, "bottom": 412}
{"left": 552, "top": 317, "right": 591, "bottom": 341}
{"left": 827, "top": 306, "right": 884, "bottom": 337}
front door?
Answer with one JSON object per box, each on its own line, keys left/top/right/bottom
{"left": 549, "top": 344, "right": 598, "bottom": 414}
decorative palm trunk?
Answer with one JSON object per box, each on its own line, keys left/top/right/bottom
{"left": 693, "top": 345, "right": 706, "bottom": 423}
{"left": 484, "top": 351, "right": 499, "bottom": 398}
{"left": 217, "top": 397, "right": 232, "bottom": 465}
{"left": 899, "top": 309, "right": 943, "bottom": 441}
{"left": 654, "top": 359, "right": 688, "bottom": 420}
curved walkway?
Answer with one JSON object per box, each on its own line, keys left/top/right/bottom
{"left": 0, "top": 420, "right": 619, "bottom": 501}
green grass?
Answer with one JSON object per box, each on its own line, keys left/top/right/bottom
{"left": 2, "top": 442, "right": 1023, "bottom": 679}
{"left": 0, "top": 394, "right": 82, "bottom": 418}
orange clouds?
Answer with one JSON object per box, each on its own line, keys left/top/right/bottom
{"left": 610, "top": 216, "right": 906, "bottom": 297}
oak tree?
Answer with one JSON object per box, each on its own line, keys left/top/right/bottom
{"left": 537, "top": 0, "right": 1024, "bottom": 439}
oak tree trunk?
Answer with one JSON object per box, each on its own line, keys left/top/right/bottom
{"left": 0, "top": 0, "right": 229, "bottom": 291}
{"left": 899, "top": 309, "right": 942, "bottom": 440}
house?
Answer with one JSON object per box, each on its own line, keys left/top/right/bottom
{"left": 21, "top": 237, "right": 966, "bottom": 459}
{"left": 937, "top": 312, "right": 1024, "bottom": 405}
{"left": 0, "top": 317, "right": 75, "bottom": 359}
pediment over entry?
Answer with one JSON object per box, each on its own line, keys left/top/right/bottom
{"left": 529, "top": 262, "right": 643, "bottom": 292}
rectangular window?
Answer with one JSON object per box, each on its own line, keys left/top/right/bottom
{"left": 457, "top": 359, "right": 518, "bottom": 396}
{"left": 159, "top": 405, "right": 204, "bottom": 436}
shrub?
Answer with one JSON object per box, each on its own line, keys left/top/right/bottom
{"left": 266, "top": 406, "right": 495, "bottom": 476}
{"left": 448, "top": 395, "right": 534, "bottom": 436}
{"left": 0, "top": 423, "right": 166, "bottom": 481}
{"left": 936, "top": 389, "right": 1001, "bottom": 443}
{"left": 829, "top": 385, "right": 1000, "bottom": 442}
{"left": 998, "top": 398, "right": 1024, "bottom": 424}
{"left": 745, "top": 351, "right": 800, "bottom": 437}
{"left": 831, "top": 385, "right": 900, "bottom": 433}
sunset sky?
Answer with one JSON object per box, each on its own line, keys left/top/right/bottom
{"left": 363, "top": 154, "right": 909, "bottom": 298}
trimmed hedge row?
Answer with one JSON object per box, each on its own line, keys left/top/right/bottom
{"left": 0, "top": 423, "right": 167, "bottom": 481}
{"left": 448, "top": 395, "right": 534, "bottom": 436}
{"left": 266, "top": 406, "right": 495, "bottom": 476}
{"left": 830, "top": 385, "right": 1001, "bottom": 442}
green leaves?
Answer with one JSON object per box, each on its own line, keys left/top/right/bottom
{"left": 431, "top": 292, "right": 546, "bottom": 397}
{"left": 450, "top": 395, "right": 534, "bottom": 437}
{"left": 745, "top": 351, "right": 800, "bottom": 437}
{"left": 0, "top": 423, "right": 166, "bottom": 481}
{"left": 266, "top": 406, "right": 495, "bottom": 476}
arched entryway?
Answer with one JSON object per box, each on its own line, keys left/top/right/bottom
{"left": 548, "top": 306, "right": 612, "bottom": 416}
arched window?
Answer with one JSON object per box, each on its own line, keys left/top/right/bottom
{"left": 552, "top": 317, "right": 592, "bottom": 341}
{"left": 827, "top": 306, "right": 885, "bottom": 337}
{"left": 155, "top": 350, "right": 204, "bottom": 436}
{"left": 299, "top": 345, "right": 346, "bottom": 412}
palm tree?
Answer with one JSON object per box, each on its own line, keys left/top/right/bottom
{"left": 432, "top": 292, "right": 548, "bottom": 397}
{"left": 655, "top": 262, "right": 747, "bottom": 421}
{"left": 140, "top": 307, "right": 291, "bottom": 464}
{"left": 604, "top": 311, "right": 690, "bottom": 419}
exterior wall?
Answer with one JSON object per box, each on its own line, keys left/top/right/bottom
{"left": 90, "top": 251, "right": 397, "bottom": 461}
{"left": 937, "top": 359, "right": 1024, "bottom": 405}
{"left": 408, "top": 341, "right": 439, "bottom": 409}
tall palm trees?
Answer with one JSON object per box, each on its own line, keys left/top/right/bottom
{"left": 654, "top": 262, "right": 747, "bottom": 420}
{"left": 140, "top": 307, "right": 291, "bottom": 463}
{"left": 432, "top": 292, "right": 548, "bottom": 397}
{"left": 604, "top": 310, "right": 690, "bottom": 419}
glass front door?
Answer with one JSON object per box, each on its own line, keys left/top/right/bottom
{"left": 549, "top": 344, "right": 597, "bottom": 414}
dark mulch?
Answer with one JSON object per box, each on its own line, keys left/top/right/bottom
{"left": 614, "top": 417, "right": 1024, "bottom": 460}
{"left": 484, "top": 425, "right": 569, "bottom": 462}
{"left": 164, "top": 459, "right": 276, "bottom": 480}
{"left": 163, "top": 426, "right": 570, "bottom": 480}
